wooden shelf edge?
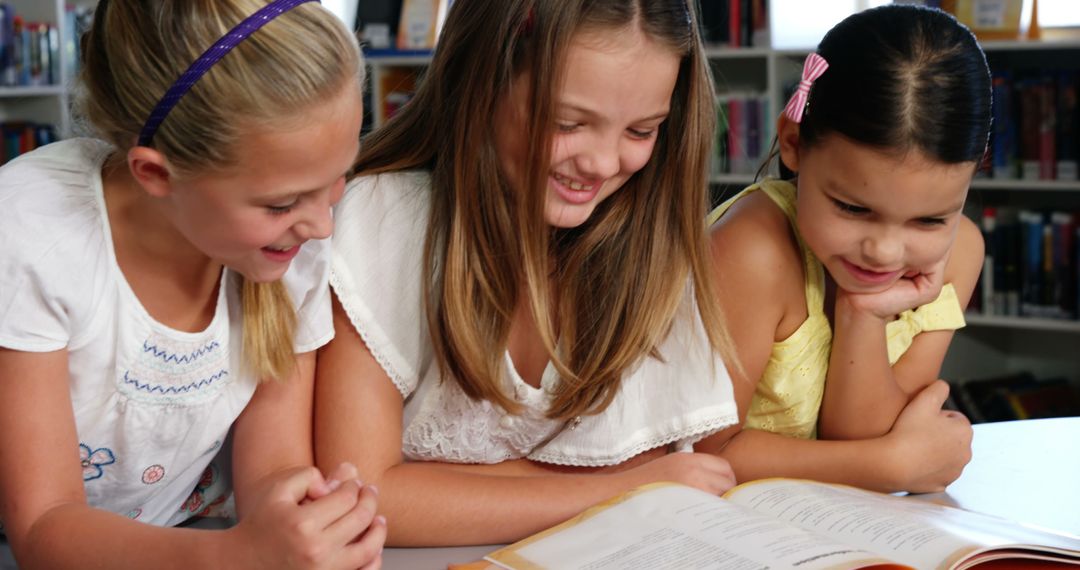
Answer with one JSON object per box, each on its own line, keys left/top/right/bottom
{"left": 964, "top": 314, "right": 1080, "bottom": 333}
{"left": 970, "top": 179, "right": 1080, "bottom": 192}
{"left": 0, "top": 85, "right": 65, "bottom": 98}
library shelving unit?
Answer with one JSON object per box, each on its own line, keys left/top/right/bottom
{"left": 364, "top": 35, "right": 1080, "bottom": 383}
{"left": 364, "top": 48, "right": 432, "bottom": 130}
{"left": 0, "top": 0, "right": 94, "bottom": 139}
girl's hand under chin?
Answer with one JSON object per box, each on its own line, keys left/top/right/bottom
{"left": 839, "top": 256, "right": 949, "bottom": 321}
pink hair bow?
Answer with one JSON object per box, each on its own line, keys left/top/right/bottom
{"left": 783, "top": 53, "right": 829, "bottom": 123}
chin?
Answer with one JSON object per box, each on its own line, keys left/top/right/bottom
{"left": 232, "top": 265, "right": 289, "bottom": 284}
{"left": 545, "top": 204, "right": 597, "bottom": 229}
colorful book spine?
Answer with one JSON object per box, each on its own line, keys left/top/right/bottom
{"left": 991, "top": 72, "right": 1016, "bottom": 179}
{"left": 1057, "top": 72, "right": 1078, "bottom": 181}
{"left": 988, "top": 67, "right": 1078, "bottom": 182}
{"left": 977, "top": 207, "right": 1080, "bottom": 321}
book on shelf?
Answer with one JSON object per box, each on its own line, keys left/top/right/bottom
{"left": 462, "top": 478, "right": 1080, "bottom": 570}
{"left": 0, "top": 121, "right": 57, "bottom": 165}
{"left": 941, "top": 0, "right": 1025, "bottom": 42}
{"left": 0, "top": 4, "right": 63, "bottom": 88}
{"left": 396, "top": 0, "right": 452, "bottom": 51}
{"left": 978, "top": 206, "right": 1079, "bottom": 320}
{"left": 984, "top": 69, "right": 1079, "bottom": 183}
{"left": 699, "top": 0, "right": 769, "bottom": 49}
{"left": 713, "top": 93, "right": 769, "bottom": 178}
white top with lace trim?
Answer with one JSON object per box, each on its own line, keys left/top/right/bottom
{"left": 330, "top": 171, "right": 738, "bottom": 467}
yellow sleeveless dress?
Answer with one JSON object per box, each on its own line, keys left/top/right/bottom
{"left": 709, "top": 179, "right": 966, "bottom": 439}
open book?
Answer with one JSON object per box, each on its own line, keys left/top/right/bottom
{"left": 479, "top": 479, "right": 1080, "bottom": 570}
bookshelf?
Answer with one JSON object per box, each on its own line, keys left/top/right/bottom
{"left": 366, "top": 33, "right": 1080, "bottom": 386}
{"left": 0, "top": 0, "right": 93, "bottom": 143}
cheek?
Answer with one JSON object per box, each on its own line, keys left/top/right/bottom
{"left": 909, "top": 232, "right": 956, "bottom": 267}
{"left": 621, "top": 141, "right": 657, "bottom": 175}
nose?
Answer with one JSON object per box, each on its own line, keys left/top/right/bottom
{"left": 576, "top": 132, "right": 621, "bottom": 181}
{"left": 295, "top": 177, "right": 344, "bottom": 241}
{"left": 860, "top": 227, "right": 903, "bottom": 269}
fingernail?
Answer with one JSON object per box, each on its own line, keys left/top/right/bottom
{"left": 327, "top": 479, "right": 341, "bottom": 491}
{"left": 368, "top": 484, "right": 379, "bottom": 497}
{"left": 376, "top": 515, "right": 387, "bottom": 526}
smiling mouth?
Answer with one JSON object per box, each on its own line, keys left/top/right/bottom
{"left": 552, "top": 172, "right": 597, "bottom": 192}
{"left": 842, "top": 259, "right": 902, "bottom": 284}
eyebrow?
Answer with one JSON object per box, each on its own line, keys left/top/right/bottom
{"left": 557, "top": 103, "right": 670, "bottom": 123}
{"left": 259, "top": 166, "right": 352, "bottom": 203}
{"left": 823, "top": 179, "right": 965, "bottom": 218}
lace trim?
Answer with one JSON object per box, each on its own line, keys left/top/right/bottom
{"left": 527, "top": 405, "right": 738, "bottom": 467}
{"left": 402, "top": 378, "right": 563, "bottom": 464}
{"left": 328, "top": 264, "right": 412, "bottom": 398}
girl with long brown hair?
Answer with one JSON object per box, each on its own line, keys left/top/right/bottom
{"left": 317, "top": 0, "right": 738, "bottom": 546}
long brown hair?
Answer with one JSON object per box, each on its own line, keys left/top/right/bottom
{"left": 78, "top": 0, "right": 363, "bottom": 381}
{"left": 355, "top": 0, "right": 732, "bottom": 419}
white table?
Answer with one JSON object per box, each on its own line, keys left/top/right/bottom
{"left": 2, "top": 418, "right": 1077, "bottom": 569}
{"left": 380, "top": 417, "right": 1080, "bottom": 569}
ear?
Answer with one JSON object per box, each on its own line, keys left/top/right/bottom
{"left": 776, "top": 113, "right": 802, "bottom": 174}
{"left": 126, "top": 146, "right": 175, "bottom": 198}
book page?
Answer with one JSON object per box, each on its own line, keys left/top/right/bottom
{"left": 485, "top": 483, "right": 902, "bottom": 570}
{"left": 724, "top": 479, "right": 1080, "bottom": 570}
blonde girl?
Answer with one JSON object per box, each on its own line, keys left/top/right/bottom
{"left": 0, "top": 1, "right": 383, "bottom": 567}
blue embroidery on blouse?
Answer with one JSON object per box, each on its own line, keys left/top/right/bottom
{"left": 142, "top": 340, "right": 221, "bottom": 365}
{"left": 122, "top": 369, "right": 229, "bottom": 395}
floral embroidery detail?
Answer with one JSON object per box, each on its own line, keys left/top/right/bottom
{"left": 180, "top": 465, "right": 226, "bottom": 516}
{"left": 126, "top": 508, "right": 142, "bottom": 520}
{"left": 79, "top": 444, "right": 116, "bottom": 481}
{"left": 142, "top": 464, "right": 165, "bottom": 485}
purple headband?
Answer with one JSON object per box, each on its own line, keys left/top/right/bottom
{"left": 138, "top": 0, "right": 320, "bottom": 147}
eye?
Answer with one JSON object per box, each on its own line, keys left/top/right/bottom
{"left": 917, "top": 217, "right": 947, "bottom": 226}
{"left": 556, "top": 122, "right": 580, "bottom": 133}
{"left": 266, "top": 201, "right": 297, "bottom": 215}
{"left": 831, "top": 198, "right": 869, "bottom": 215}
{"left": 627, "top": 128, "right": 656, "bottom": 140}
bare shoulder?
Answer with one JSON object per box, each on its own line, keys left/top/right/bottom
{"left": 709, "top": 190, "right": 804, "bottom": 289}
{"left": 945, "top": 215, "right": 984, "bottom": 284}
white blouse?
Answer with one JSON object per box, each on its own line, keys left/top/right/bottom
{"left": 331, "top": 171, "right": 737, "bottom": 466}
{"left": 0, "top": 139, "right": 334, "bottom": 526}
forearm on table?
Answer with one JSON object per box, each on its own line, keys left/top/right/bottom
{"left": 11, "top": 503, "right": 231, "bottom": 569}
{"left": 714, "top": 428, "right": 901, "bottom": 493}
{"left": 375, "top": 462, "right": 631, "bottom": 546}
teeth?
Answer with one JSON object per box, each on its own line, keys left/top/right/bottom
{"left": 554, "top": 173, "right": 590, "bottom": 192}
{"left": 266, "top": 246, "right": 291, "bottom": 252}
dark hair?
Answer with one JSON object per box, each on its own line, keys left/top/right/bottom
{"left": 797, "top": 5, "right": 991, "bottom": 165}
{"left": 355, "top": 0, "right": 735, "bottom": 420}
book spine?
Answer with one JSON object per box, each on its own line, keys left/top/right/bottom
{"left": 1037, "top": 77, "right": 1056, "bottom": 180}
{"left": 0, "top": 4, "right": 11, "bottom": 86}
{"left": 728, "top": 0, "right": 741, "bottom": 48}
{"left": 991, "top": 72, "right": 1016, "bottom": 179}
{"left": 1017, "top": 80, "right": 1041, "bottom": 180}
{"left": 1056, "top": 71, "right": 1078, "bottom": 181}
{"left": 981, "top": 207, "right": 997, "bottom": 315}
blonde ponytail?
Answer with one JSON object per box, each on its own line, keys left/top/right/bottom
{"left": 240, "top": 279, "right": 298, "bottom": 382}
